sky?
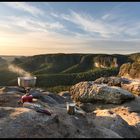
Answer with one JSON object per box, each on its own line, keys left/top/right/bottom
{"left": 0, "top": 2, "right": 140, "bottom": 56}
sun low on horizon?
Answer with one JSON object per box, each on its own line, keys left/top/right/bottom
{"left": 0, "top": 2, "right": 140, "bottom": 56}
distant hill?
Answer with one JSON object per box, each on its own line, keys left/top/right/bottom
{"left": 0, "top": 53, "right": 139, "bottom": 92}
{"left": 11, "top": 53, "right": 131, "bottom": 75}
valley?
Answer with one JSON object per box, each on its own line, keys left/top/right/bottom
{"left": 0, "top": 53, "right": 139, "bottom": 93}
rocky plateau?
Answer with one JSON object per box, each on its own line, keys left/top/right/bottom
{"left": 0, "top": 75, "right": 140, "bottom": 138}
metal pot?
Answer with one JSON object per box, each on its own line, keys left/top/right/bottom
{"left": 18, "top": 76, "right": 37, "bottom": 88}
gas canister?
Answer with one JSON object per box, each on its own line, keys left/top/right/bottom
{"left": 21, "top": 95, "right": 33, "bottom": 103}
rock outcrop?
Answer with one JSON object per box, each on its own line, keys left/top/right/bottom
{"left": 0, "top": 106, "right": 124, "bottom": 138}
{"left": 94, "top": 76, "right": 130, "bottom": 87}
{"left": 94, "top": 55, "right": 118, "bottom": 68}
{"left": 94, "top": 76, "right": 140, "bottom": 95}
{"left": 118, "top": 62, "right": 140, "bottom": 95}
{"left": 0, "top": 86, "right": 124, "bottom": 138}
{"left": 70, "top": 81, "right": 134, "bottom": 104}
{"left": 93, "top": 109, "right": 140, "bottom": 138}
{"left": 0, "top": 86, "right": 140, "bottom": 138}
{"left": 58, "top": 91, "right": 72, "bottom": 102}
{"left": 121, "top": 80, "right": 140, "bottom": 95}
{"left": 119, "top": 62, "right": 140, "bottom": 79}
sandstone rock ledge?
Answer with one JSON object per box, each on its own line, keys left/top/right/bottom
{"left": 94, "top": 76, "right": 140, "bottom": 95}
{"left": 0, "top": 86, "right": 140, "bottom": 138}
{"left": 70, "top": 81, "right": 134, "bottom": 104}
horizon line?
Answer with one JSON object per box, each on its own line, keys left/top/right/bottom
{"left": 1, "top": 52, "right": 140, "bottom": 57}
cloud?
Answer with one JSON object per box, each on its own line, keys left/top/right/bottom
{"left": 2, "top": 2, "right": 44, "bottom": 16}
{"left": 102, "top": 14, "right": 111, "bottom": 20}
{"left": 50, "top": 12, "right": 60, "bottom": 18}
{"left": 0, "top": 15, "right": 65, "bottom": 34}
{"left": 0, "top": 2, "right": 140, "bottom": 55}
{"left": 59, "top": 10, "right": 121, "bottom": 39}
{"left": 1, "top": 2, "right": 140, "bottom": 41}
{"left": 53, "top": 8, "right": 140, "bottom": 41}
{"left": 1, "top": 3, "right": 130, "bottom": 40}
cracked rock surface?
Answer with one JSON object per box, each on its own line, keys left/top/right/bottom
{"left": 0, "top": 86, "right": 140, "bottom": 138}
